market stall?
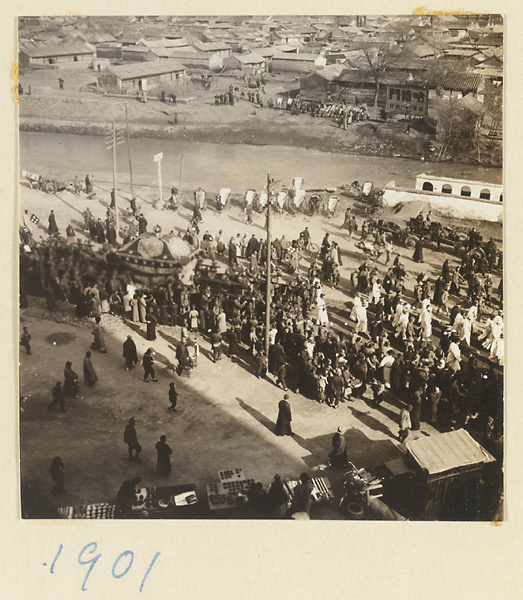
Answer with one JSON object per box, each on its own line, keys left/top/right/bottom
{"left": 129, "top": 484, "right": 199, "bottom": 518}
{"left": 57, "top": 503, "right": 116, "bottom": 519}
{"left": 285, "top": 476, "right": 334, "bottom": 504}
{"left": 206, "top": 467, "right": 254, "bottom": 511}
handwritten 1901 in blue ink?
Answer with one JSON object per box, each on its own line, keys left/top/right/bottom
{"left": 50, "top": 543, "right": 160, "bottom": 592}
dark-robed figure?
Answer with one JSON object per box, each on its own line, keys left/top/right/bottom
{"left": 275, "top": 394, "right": 293, "bottom": 436}
{"left": 50, "top": 456, "right": 65, "bottom": 494}
{"left": 413, "top": 237, "right": 424, "bottom": 263}
{"left": 63, "top": 361, "right": 79, "bottom": 398}
{"left": 146, "top": 307, "right": 157, "bottom": 341}
{"left": 48, "top": 210, "right": 59, "bottom": 235}
{"left": 268, "top": 474, "right": 289, "bottom": 518}
{"left": 83, "top": 351, "right": 98, "bottom": 386}
{"left": 116, "top": 476, "right": 141, "bottom": 518}
{"left": 123, "top": 335, "right": 138, "bottom": 370}
{"left": 155, "top": 435, "right": 172, "bottom": 476}
{"left": 290, "top": 472, "right": 314, "bottom": 517}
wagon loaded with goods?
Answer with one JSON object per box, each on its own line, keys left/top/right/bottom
{"left": 366, "top": 217, "right": 469, "bottom": 255}
{"left": 404, "top": 217, "right": 469, "bottom": 254}
{"left": 340, "top": 181, "right": 387, "bottom": 218}
{"left": 21, "top": 171, "right": 75, "bottom": 195}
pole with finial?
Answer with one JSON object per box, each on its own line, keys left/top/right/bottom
{"left": 265, "top": 171, "right": 272, "bottom": 357}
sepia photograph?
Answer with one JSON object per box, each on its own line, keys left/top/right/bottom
{"left": 17, "top": 13, "right": 503, "bottom": 523}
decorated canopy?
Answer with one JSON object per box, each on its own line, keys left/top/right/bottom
{"left": 109, "top": 232, "right": 199, "bottom": 287}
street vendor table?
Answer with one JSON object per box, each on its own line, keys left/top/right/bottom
{"left": 206, "top": 479, "right": 255, "bottom": 510}
{"left": 130, "top": 484, "right": 199, "bottom": 518}
{"left": 207, "top": 467, "right": 255, "bottom": 510}
{"left": 285, "top": 476, "right": 334, "bottom": 504}
{"left": 57, "top": 502, "right": 116, "bottom": 519}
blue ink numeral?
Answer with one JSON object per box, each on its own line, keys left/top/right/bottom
{"left": 78, "top": 542, "right": 101, "bottom": 592}
{"left": 50, "top": 543, "right": 63, "bottom": 574}
{"left": 112, "top": 550, "right": 134, "bottom": 579}
{"left": 139, "top": 552, "right": 160, "bottom": 593}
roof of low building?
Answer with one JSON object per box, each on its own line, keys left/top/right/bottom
{"left": 231, "top": 52, "right": 265, "bottom": 64}
{"left": 271, "top": 43, "right": 299, "bottom": 52}
{"left": 20, "top": 43, "right": 94, "bottom": 58}
{"left": 166, "top": 50, "right": 220, "bottom": 61}
{"left": 415, "top": 70, "right": 484, "bottom": 92}
{"left": 272, "top": 53, "right": 323, "bottom": 62}
{"left": 122, "top": 46, "right": 153, "bottom": 53}
{"left": 255, "top": 46, "right": 280, "bottom": 57}
{"left": 192, "top": 40, "right": 231, "bottom": 52}
{"left": 105, "top": 58, "right": 186, "bottom": 80}
{"left": 407, "top": 429, "right": 491, "bottom": 475}
{"left": 311, "top": 63, "right": 347, "bottom": 81}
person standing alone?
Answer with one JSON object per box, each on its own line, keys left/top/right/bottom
{"left": 275, "top": 394, "right": 293, "bottom": 436}
{"left": 20, "top": 327, "right": 31, "bottom": 355}
{"left": 123, "top": 335, "right": 138, "bottom": 370}
{"left": 168, "top": 382, "right": 178, "bottom": 412}
{"left": 48, "top": 381, "right": 65, "bottom": 413}
{"left": 123, "top": 417, "right": 142, "bottom": 461}
{"left": 50, "top": 456, "right": 65, "bottom": 494}
{"left": 398, "top": 405, "right": 412, "bottom": 443}
{"left": 155, "top": 435, "right": 172, "bottom": 476}
{"left": 83, "top": 351, "right": 98, "bottom": 386}
{"left": 48, "top": 210, "right": 59, "bottom": 235}
{"left": 142, "top": 348, "right": 157, "bottom": 382}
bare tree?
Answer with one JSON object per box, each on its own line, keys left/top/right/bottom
{"left": 389, "top": 21, "right": 418, "bottom": 44}
{"left": 434, "top": 97, "right": 479, "bottom": 160}
{"left": 346, "top": 43, "right": 405, "bottom": 107}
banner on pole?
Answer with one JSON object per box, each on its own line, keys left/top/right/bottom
{"left": 153, "top": 153, "right": 163, "bottom": 162}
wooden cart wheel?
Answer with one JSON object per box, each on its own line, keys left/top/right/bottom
{"left": 44, "top": 181, "right": 57, "bottom": 194}
{"left": 404, "top": 234, "right": 418, "bottom": 249}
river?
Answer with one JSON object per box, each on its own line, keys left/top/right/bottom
{"left": 19, "top": 132, "right": 502, "bottom": 193}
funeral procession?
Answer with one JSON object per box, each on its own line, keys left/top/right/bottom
{"left": 17, "top": 14, "right": 503, "bottom": 521}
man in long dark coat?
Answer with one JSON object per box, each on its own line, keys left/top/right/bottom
{"left": 413, "top": 237, "right": 424, "bottom": 263}
{"left": 123, "top": 335, "right": 138, "bottom": 370}
{"left": 245, "top": 234, "right": 259, "bottom": 260}
{"left": 95, "top": 218, "right": 106, "bottom": 243}
{"left": 155, "top": 435, "right": 172, "bottom": 476}
{"left": 48, "top": 210, "right": 59, "bottom": 235}
{"left": 123, "top": 417, "right": 142, "bottom": 461}
{"left": 275, "top": 394, "right": 293, "bottom": 436}
{"left": 138, "top": 214, "right": 148, "bottom": 235}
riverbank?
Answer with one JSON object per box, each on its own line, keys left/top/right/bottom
{"left": 19, "top": 109, "right": 427, "bottom": 159}
{"left": 18, "top": 66, "right": 502, "bottom": 166}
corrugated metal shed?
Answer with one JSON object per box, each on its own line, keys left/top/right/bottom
{"left": 407, "top": 429, "right": 490, "bottom": 475}
{"left": 106, "top": 58, "right": 186, "bottom": 80}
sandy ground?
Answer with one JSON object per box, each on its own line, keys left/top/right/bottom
{"left": 19, "top": 178, "right": 502, "bottom": 519}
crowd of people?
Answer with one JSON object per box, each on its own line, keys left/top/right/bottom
{"left": 20, "top": 175, "right": 503, "bottom": 517}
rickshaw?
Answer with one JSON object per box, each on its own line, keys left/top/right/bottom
{"left": 243, "top": 189, "right": 256, "bottom": 210}
{"left": 355, "top": 239, "right": 385, "bottom": 261}
{"left": 216, "top": 187, "right": 231, "bottom": 212}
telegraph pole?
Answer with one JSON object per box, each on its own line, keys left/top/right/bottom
{"left": 264, "top": 171, "right": 272, "bottom": 357}
{"left": 124, "top": 102, "right": 134, "bottom": 199}
{"left": 105, "top": 121, "right": 125, "bottom": 237}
